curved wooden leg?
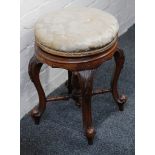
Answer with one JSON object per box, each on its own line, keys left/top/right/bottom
{"left": 77, "top": 70, "right": 96, "bottom": 145}
{"left": 111, "top": 48, "right": 127, "bottom": 111}
{"left": 28, "top": 55, "right": 46, "bottom": 124}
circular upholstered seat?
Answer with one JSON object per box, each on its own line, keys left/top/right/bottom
{"left": 35, "top": 7, "right": 119, "bottom": 57}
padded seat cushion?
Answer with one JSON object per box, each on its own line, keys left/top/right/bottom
{"left": 35, "top": 7, "right": 119, "bottom": 55}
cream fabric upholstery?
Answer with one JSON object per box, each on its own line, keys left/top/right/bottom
{"left": 35, "top": 7, "right": 119, "bottom": 53}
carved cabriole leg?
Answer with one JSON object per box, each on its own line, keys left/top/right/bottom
{"left": 28, "top": 55, "right": 46, "bottom": 124}
{"left": 77, "top": 70, "right": 96, "bottom": 145}
{"left": 111, "top": 48, "right": 127, "bottom": 111}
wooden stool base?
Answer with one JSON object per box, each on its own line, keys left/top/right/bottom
{"left": 28, "top": 43, "right": 127, "bottom": 145}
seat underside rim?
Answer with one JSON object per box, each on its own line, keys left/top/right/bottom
{"left": 36, "top": 36, "right": 118, "bottom": 58}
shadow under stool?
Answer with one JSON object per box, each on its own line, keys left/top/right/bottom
{"left": 28, "top": 7, "right": 127, "bottom": 145}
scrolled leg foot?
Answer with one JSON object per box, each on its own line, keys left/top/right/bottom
{"left": 28, "top": 55, "right": 46, "bottom": 124}
{"left": 86, "top": 127, "right": 96, "bottom": 145}
{"left": 111, "top": 48, "right": 127, "bottom": 111}
{"left": 31, "top": 106, "right": 42, "bottom": 125}
{"left": 117, "top": 94, "right": 127, "bottom": 111}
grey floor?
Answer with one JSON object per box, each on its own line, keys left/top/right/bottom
{"left": 21, "top": 25, "right": 135, "bottom": 155}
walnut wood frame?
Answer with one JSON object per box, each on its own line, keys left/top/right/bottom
{"left": 28, "top": 40, "right": 127, "bottom": 145}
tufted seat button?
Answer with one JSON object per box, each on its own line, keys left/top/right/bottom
{"left": 35, "top": 7, "right": 119, "bottom": 57}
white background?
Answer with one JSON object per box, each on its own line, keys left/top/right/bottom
{"left": 20, "top": 0, "right": 135, "bottom": 118}
{"left": 0, "top": 0, "right": 155, "bottom": 155}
